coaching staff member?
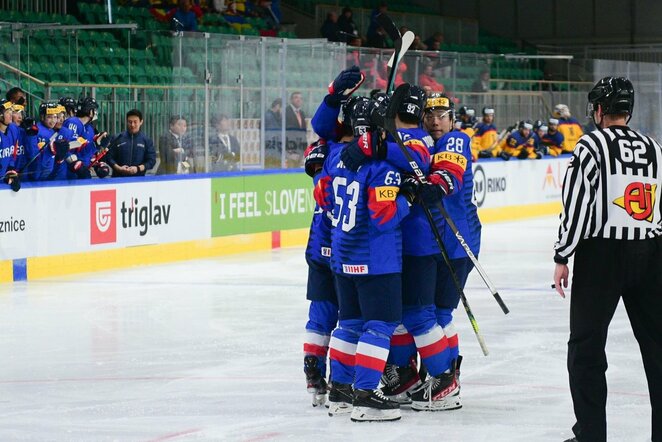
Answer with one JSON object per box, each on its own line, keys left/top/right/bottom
{"left": 553, "top": 77, "right": 662, "bottom": 442}
{"left": 107, "top": 109, "right": 156, "bottom": 177}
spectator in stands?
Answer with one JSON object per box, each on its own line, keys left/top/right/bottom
{"left": 418, "top": 63, "right": 445, "bottom": 92}
{"left": 424, "top": 32, "right": 444, "bottom": 50}
{"left": 367, "top": 2, "right": 388, "bottom": 47}
{"left": 159, "top": 115, "right": 193, "bottom": 174}
{"left": 472, "top": 69, "right": 491, "bottom": 93}
{"left": 285, "top": 91, "right": 307, "bottom": 168}
{"left": 265, "top": 98, "right": 282, "bottom": 130}
{"left": 412, "top": 34, "right": 427, "bottom": 51}
{"left": 6, "top": 87, "right": 26, "bottom": 106}
{"left": 209, "top": 114, "right": 240, "bottom": 172}
{"left": 337, "top": 6, "right": 358, "bottom": 43}
{"left": 107, "top": 109, "right": 156, "bottom": 177}
{"left": 320, "top": 11, "right": 342, "bottom": 42}
{"left": 348, "top": 36, "right": 362, "bottom": 47}
{"left": 169, "top": 0, "right": 198, "bottom": 32}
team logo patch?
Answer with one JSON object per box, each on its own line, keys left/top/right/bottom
{"left": 342, "top": 264, "right": 368, "bottom": 274}
{"left": 375, "top": 186, "right": 399, "bottom": 201}
{"left": 426, "top": 96, "right": 449, "bottom": 108}
{"left": 613, "top": 182, "right": 657, "bottom": 222}
{"left": 433, "top": 151, "right": 467, "bottom": 168}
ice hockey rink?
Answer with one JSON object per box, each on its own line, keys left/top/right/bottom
{"left": 0, "top": 215, "right": 653, "bottom": 442}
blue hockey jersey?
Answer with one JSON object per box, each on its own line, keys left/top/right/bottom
{"left": 316, "top": 146, "right": 411, "bottom": 275}
{"left": 63, "top": 116, "right": 97, "bottom": 178}
{"left": 0, "top": 123, "right": 20, "bottom": 178}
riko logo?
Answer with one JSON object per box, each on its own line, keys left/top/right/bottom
{"left": 90, "top": 189, "right": 117, "bottom": 244}
{"left": 613, "top": 182, "right": 657, "bottom": 222}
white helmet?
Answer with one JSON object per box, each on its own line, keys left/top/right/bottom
{"left": 553, "top": 104, "right": 571, "bottom": 119}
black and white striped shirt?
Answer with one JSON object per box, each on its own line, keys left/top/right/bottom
{"left": 554, "top": 125, "right": 662, "bottom": 263}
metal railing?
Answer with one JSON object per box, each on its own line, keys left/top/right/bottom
{"left": 0, "top": 0, "right": 66, "bottom": 14}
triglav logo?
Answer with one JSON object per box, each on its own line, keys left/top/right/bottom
{"left": 90, "top": 190, "right": 117, "bottom": 245}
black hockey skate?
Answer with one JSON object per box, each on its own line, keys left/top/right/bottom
{"left": 350, "top": 389, "right": 401, "bottom": 422}
{"left": 304, "top": 355, "right": 327, "bottom": 407}
{"left": 410, "top": 359, "right": 462, "bottom": 411}
{"left": 327, "top": 382, "right": 353, "bottom": 416}
{"left": 379, "top": 356, "right": 423, "bottom": 405}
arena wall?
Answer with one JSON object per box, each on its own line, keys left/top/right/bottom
{"left": 0, "top": 157, "right": 569, "bottom": 283}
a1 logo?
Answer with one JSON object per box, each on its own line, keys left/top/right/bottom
{"left": 90, "top": 189, "right": 117, "bottom": 244}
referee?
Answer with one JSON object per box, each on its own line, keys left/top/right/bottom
{"left": 553, "top": 77, "right": 662, "bottom": 442}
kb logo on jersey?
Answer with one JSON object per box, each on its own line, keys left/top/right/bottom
{"left": 613, "top": 182, "right": 657, "bottom": 222}
{"left": 90, "top": 189, "right": 117, "bottom": 244}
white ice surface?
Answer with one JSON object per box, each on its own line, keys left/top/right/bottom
{"left": 0, "top": 216, "right": 653, "bottom": 442}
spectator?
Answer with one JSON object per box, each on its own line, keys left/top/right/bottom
{"left": 472, "top": 69, "right": 491, "bottom": 93}
{"left": 6, "top": 87, "right": 25, "bottom": 106}
{"left": 336, "top": 6, "right": 358, "bottom": 43}
{"left": 168, "top": 0, "right": 198, "bottom": 32}
{"left": 209, "top": 114, "right": 240, "bottom": 172}
{"left": 107, "top": 109, "right": 157, "bottom": 177}
{"left": 264, "top": 98, "right": 282, "bottom": 130}
{"left": 412, "top": 34, "right": 427, "bottom": 51}
{"left": 320, "top": 11, "right": 341, "bottom": 42}
{"left": 159, "top": 115, "right": 193, "bottom": 174}
{"left": 367, "top": 2, "right": 388, "bottom": 46}
{"left": 348, "top": 36, "right": 362, "bottom": 47}
{"left": 424, "top": 32, "right": 444, "bottom": 49}
{"left": 418, "top": 63, "right": 445, "bottom": 92}
{"left": 285, "top": 91, "right": 307, "bottom": 168}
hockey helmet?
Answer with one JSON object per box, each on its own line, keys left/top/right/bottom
{"left": 424, "top": 92, "right": 454, "bottom": 121}
{"left": 338, "top": 96, "right": 359, "bottom": 129}
{"left": 533, "top": 119, "right": 544, "bottom": 130}
{"left": 548, "top": 117, "right": 559, "bottom": 126}
{"left": 39, "top": 101, "right": 60, "bottom": 117}
{"left": 587, "top": 76, "right": 634, "bottom": 120}
{"left": 519, "top": 120, "right": 533, "bottom": 131}
{"left": 348, "top": 96, "right": 371, "bottom": 137}
{"left": 482, "top": 106, "right": 495, "bottom": 116}
{"left": 59, "top": 96, "right": 77, "bottom": 113}
{"left": 77, "top": 96, "right": 98, "bottom": 115}
{"left": 395, "top": 83, "right": 426, "bottom": 123}
{"left": 553, "top": 104, "right": 571, "bottom": 119}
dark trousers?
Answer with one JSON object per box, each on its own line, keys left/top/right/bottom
{"left": 569, "top": 237, "right": 662, "bottom": 442}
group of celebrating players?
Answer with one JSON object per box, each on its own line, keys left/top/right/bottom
{"left": 0, "top": 95, "right": 109, "bottom": 191}
{"left": 301, "top": 66, "right": 481, "bottom": 422}
{"left": 457, "top": 103, "right": 584, "bottom": 161}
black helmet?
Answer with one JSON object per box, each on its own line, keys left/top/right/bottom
{"left": 338, "top": 96, "right": 359, "bottom": 129}
{"left": 77, "top": 96, "right": 98, "bottom": 115}
{"left": 425, "top": 93, "right": 453, "bottom": 112}
{"left": 533, "top": 119, "right": 544, "bottom": 130}
{"left": 349, "top": 96, "right": 371, "bottom": 137}
{"left": 482, "top": 106, "right": 495, "bottom": 116}
{"left": 59, "top": 96, "right": 76, "bottom": 113}
{"left": 0, "top": 98, "right": 12, "bottom": 111}
{"left": 395, "top": 83, "right": 426, "bottom": 123}
{"left": 587, "top": 76, "right": 634, "bottom": 120}
{"left": 39, "top": 101, "right": 60, "bottom": 117}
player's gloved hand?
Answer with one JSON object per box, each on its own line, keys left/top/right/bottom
{"left": 49, "top": 138, "right": 70, "bottom": 161}
{"left": 94, "top": 162, "right": 110, "bottom": 178}
{"left": 304, "top": 139, "right": 328, "bottom": 178}
{"left": 325, "top": 66, "right": 365, "bottom": 107}
{"left": 20, "top": 117, "right": 38, "bottom": 136}
{"left": 340, "top": 130, "right": 386, "bottom": 172}
{"left": 66, "top": 153, "right": 84, "bottom": 173}
{"left": 420, "top": 170, "right": 455, "bottom": 205}
{"left": 3, "top": 168, "right": 20, "bottom": 192}
{"left": 517, "top": 149, "right": 529, "bottom": 160}
{"left": 93, "top": 131, "right": 108, "bottom": 146}
{"left": 399, "top": 175, "right": 420, "bottom": 205}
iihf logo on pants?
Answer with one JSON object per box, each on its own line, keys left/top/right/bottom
{"left": 90, "top": 189, "right": 117, "bottom": 244}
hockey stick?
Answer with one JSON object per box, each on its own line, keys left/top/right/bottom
{"left": 386, "top": 31, "right": 415, "bottom": 69}
{"left": 383, "top": 86, "right": 490, "bottom": 356}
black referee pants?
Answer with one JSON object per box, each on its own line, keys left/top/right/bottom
{"left": 569, "top": 237, "right": 662, "bottom": 442}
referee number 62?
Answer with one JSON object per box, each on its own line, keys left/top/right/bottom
{"left": 618, "top": 139, "right": 647, "bottom": 165}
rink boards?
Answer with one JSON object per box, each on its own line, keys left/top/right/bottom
{"left": 0, "top": 157, "right": 568, "bottom": 282}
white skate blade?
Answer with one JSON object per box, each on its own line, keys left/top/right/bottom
{"left": 328, "top": 401, "right": 353, "bottom": 416}
{"left": 350, "top": 406, "right": 401, "bottom": 422}
{"left": 411, "top": 393, "right": 462, "bottom": 411}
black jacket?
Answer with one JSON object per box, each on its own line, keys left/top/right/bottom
{"left": 107, "top": 130, "right": 156, "bottom": 176}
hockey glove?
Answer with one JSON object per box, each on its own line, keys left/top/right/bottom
{"left": 399, "top": 175, "right": 421, "bottom": 205}
{"left": 50, "top": 138, "right": 70, "bottom": 161}
{"left": 340, "top": 130, "right": 386, "bottom": 172}
{"left": 93, "top": 131, "right": 108, "bottom": 146}
{"left": 420, "top": 170, "right": 455, "bottom": 205}
{"left": 477, "top": 150, "right": 492, "bottom": 159}
{"left": 325, "top": 66, "right": 365, "bottom": 107}
{"left": 3, "top": 168, "right": 20, "bottom": 192}
{"left": 304, "top": 139, "right": 328, "bottom": 178}
{"left": 20, "top": 117, "right": 39, "bottom": 136}
{"left": 94, "top": 162, "right": 110, "bottom": 178}
{"left": 66, "top": 153, "right": 84, "bottom": 173}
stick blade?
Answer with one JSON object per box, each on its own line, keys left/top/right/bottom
{"left": 376, "top": 13, "right": 400, "bottom": 41}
